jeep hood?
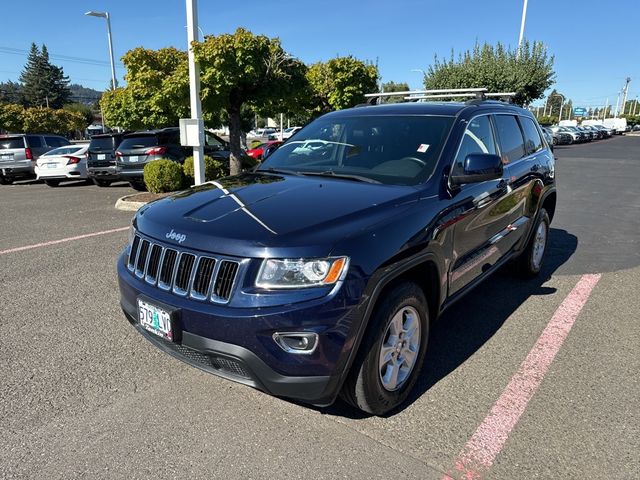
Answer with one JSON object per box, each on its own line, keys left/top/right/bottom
{"left": 134, "top": 172, "right": 419, "bottom": 258}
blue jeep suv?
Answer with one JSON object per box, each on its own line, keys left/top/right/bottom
{"left": 118, "top": 99, "right": 556, "bottom": 415}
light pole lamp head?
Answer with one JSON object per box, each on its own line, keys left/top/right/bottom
{"left": 85, "top": 10, "right": 107, "bottom": 18}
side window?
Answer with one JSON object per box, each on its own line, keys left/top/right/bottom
{"left": 494, "top": 115, "right": 525, "bottom": 164}
{"left": 519, "top": 117, "right": 544, "bottom": 155}
{"left": 26, "top": 135, "right": 44, "bottom": 148}
{"left": 452, "top": 115, "right": 497, "bottom": 174}
{"left": 45, "top": 136, "right": 65, "bottom": 148}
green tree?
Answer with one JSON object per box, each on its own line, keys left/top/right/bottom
{"left": 0, "top": 81, "right": 25, "bottom": 105}
{"left": 424, "top": 41, "right": 555, "bottom": 105}
{"left": 306, "top": 56, "right": 379, "bottom": 114}
{"left": 63, "top": 102, "right": 94, "bottom": 127}
{"left": 19, "top": 43, "right": 70, "bottom": 108}
{"left": 100, "top": 47, "right": 190, "bottom": 130}
{"left": 381, "top": 81, "right": 410, "bottom": 103}
{"left": 0, "top": 104, "right": 25, "bottom": 132}
{"left": 193, "top": 28, "right": 308, "bottom": 175}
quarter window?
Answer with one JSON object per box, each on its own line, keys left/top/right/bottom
{"left": 494, "top": 115, "right": 525, "bottom": 163}
{"left": 520, "top": 116, "right": 544, "bottom": 155}
{"left": 453, "top": 115, "right": 497, "bottom": 175}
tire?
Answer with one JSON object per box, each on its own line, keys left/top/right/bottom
{"left": 0, "top": 176, "right": 11, "bottom": 185}
{"left": 129, "top": 180, "right": 146, "bottom": 191}
{"left": 44, "top": 179, "right": 60, "bottom": 187}
{"left": 93, "top": 178, "right": 112, "bottom": 187}
{"left": 515, "top": 208, "right": 550, "bottom": 278}
{"left": 552, "top": 137, "right": 558, "bottom": 146}
{"left": 341, "top": 282, "right": 429, "bottom": 415}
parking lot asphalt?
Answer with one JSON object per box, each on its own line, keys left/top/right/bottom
{"left": 1, "top": 137, "right": 639, "bottom": 479}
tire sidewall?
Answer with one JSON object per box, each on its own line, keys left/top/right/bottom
{"left": 354, "top": 283, "right": 429, "bottom": 415}
{"left": 525, "top": 209, "right": 550, "bottom": 274}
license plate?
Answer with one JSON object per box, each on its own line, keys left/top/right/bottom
{"left": 98, "top": 154, "right": 106, "bottom": 160}
{"left": 0, "top": 154, "right": 12, "bottom": 160}
{"left": 129, "top": 156, "right": 139, "bottom": 162}
{"left": 138, "top": 298, "right": 173, "bottom": 341}
{"left": 47, "top": 163, "right": 58, "bottom": 168}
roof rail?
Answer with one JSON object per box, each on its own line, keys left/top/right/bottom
{"left": 365, "top": 88, "right": 516, "bottom": 104}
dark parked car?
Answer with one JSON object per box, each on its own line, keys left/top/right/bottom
{"left": 0, "top": 134, "right": 69, "bottom": 184}
{"left": 118, "top": 99, "right": 556, "bottom": 415}
{"left": 87, "top": 132, "right": 127, "bottom": 187}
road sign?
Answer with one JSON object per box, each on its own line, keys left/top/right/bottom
{"left": 573, "top": 107, "right": 587, "bottom": 116}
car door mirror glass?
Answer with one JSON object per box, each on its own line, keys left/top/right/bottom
{"left": 451, "top": 153, "right": 503, "bottom": 185}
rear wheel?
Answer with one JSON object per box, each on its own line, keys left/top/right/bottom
{"left": 552, "top": 137, "right": 558, "bottom": 146}
{"left": 515, "top": 208, "right": 550, "bottom": 277}
{"left": 341, "top": 282, "right": 429, "bottom": 415}
{"left": 129, "top": 180, "right": 146, "bottom": 191}
{"left": 0, "top": 176, "right": 11, "bottom": 185}
{"left": 93, "top": 178, "right": 112, "bottom": 187}
{"left": 44, "top": 179, "right": 60, "bottom": 187}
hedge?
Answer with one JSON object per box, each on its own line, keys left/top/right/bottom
{"left": 183, "top": 155, "right": 226, "bottom": 182}
{"left": 143, "top": 159, "right": 185, "bottom": 193}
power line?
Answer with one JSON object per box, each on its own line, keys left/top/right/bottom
{"left": 0, "top": 45, "right": 125, "bottom": 69}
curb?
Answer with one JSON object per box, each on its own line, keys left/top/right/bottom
{"left": 115, "top": 194, "right": 148, "bottom": 212}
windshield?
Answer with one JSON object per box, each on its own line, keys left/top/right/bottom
{"left": 259, "top": 115, "right": 454, "bottom": 185}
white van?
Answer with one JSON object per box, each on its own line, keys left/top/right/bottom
{"left": 602, "top": 118, "right": 627, "bottom": 134}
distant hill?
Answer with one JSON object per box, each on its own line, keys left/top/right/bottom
{"left": 69, "top": 84, "right": 102, "bottom": 105}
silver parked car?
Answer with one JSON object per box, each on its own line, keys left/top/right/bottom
{"left": 0, "top": 133, "right": 69, "bottom": 184}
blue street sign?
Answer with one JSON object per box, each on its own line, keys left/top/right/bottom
{"left": 573, "top": 107, "right": 587, "bottom": 116}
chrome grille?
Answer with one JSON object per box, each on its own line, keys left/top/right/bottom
{"left": 128, "top": 234, "right": 240, "bottom": 303}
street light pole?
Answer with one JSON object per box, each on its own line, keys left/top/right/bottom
{"left": 185, "top": 0, "right": 205, "bottom": 185}
{"left": 517, "top": 0, "right": 529, "bottom": 57}
{"left": 85, "top": 11, "right": 118, "bottom": 89}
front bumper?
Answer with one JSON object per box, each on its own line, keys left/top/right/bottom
{"left": 118, "top": 252, "right": 365, "bottom": 406}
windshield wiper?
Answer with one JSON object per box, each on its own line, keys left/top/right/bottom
{"left": 257, "top": 167, "right": 302, "bottom": 176}
{"left": 297, "top": 170, "right": 381, "bottom": 184}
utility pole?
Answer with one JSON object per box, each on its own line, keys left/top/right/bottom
{"left": 633, "top": 96, "right": 638, "bottom": 116}
{"left": 185, "top": 0, "right": 205, "bottom": 185}
{"left": 620, "top": 77, "right": 631, "bottom": 116}
{"left": 517, "top": 0, "right": 529, "bottom": 58}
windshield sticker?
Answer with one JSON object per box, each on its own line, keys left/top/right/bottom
{"left": 417, "top": 144, "right": 430, "bottom": 153}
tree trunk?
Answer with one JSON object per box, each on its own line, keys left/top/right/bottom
{"left": 227, "top": 101, "right": 243, "bottom": 176}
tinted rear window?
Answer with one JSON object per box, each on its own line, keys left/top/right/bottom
{"left": 0, "top": 137, "right": 25, "bottom": 149}
{"left": 520, "top": 117, "right": 544, "bottom": 155}
{"left": 89, "top": 137, "right": 117, "bottom": 151}
{"left": 26, "top": 135, "right": 44, "bottom": 148}
{"left": 118, "top": 135, "right": 158, "bottom": 150}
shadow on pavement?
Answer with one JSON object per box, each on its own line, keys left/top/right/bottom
{"left": 322, "top": 227, "right": 578, "bottom": 418}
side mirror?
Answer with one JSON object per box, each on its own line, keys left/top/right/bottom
{"left": 450, "top": 153, "right": 503, "bottom": 185}
{"left": 262, "top": 143, "right": 280, "bottom": 160}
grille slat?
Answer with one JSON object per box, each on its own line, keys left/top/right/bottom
{"left": 159, "top": 248, "right": 178, "bottom": 289}
{"left": 213, "top": 261, "right": 239, "bottom": 302}
{"left": 128, "top": 235, "right": 141, "bottom": 270}
{"left": 135, "top": 240, "right": 150, "bottom": 277}
{"left": 174, "top": 253, "right": 196, "bottom": 294}
{"left": 191, "top": 257, "right": 216, "bottom": 299}
{"left": 145, "top": 244, "right": 163, "bottom": 284}
{"left": 128, "top": 235, "right": 240, "bottom": 303}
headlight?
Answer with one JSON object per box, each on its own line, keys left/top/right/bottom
{"left": 256, "top": 257, "right": 349, "bottom": 289}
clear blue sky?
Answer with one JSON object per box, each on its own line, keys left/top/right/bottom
{"left": 1, "top": 0, "right": 638, "bottom": 109}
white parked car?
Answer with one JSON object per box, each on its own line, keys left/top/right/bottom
{"left": 268, "top": 127, "right": 302, "bottom": 141}
{"left": 35, "top": 144, "right": 89, "bottom": 187}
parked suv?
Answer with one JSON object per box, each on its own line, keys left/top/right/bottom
{"left": 118, "top": 100, "right": 556, "bottom": 415}
{"left": 116, "top": 127, "right": 238, "bottom": 190}
{"left": 87, "top": 132, "right": 127, "bottom": 187}
{"left": 0, "top": 134, "right": 68, "bottom": 184}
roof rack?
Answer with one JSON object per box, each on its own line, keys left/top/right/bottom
{"left": 364, "top": 88, "right": 516, "bottom": 104}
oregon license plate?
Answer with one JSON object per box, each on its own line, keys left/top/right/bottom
{"left": 129, "top": 156, "right": 139, "bottom": 162}
{"left": 47, "top": 163, "right": 58, "bottom": 168}
{"left": 138, "top": 298, "right": 173, "bottom": 341}
{"left": 97, "top": 154, "right": 106, "bottom": 160}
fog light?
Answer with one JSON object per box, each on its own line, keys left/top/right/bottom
{"left": 273, "top": 332, "right": 318, "bottom": 354}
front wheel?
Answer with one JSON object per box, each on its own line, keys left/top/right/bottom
{"left": 93, "top": 178, "right": 112, "bottom": 187}
{"left": 44, "top": 179, "right": 60, "bottom": 187}
{"left": 515, "top": 208, "right": 550, "bottom": 277}
{"left": 0, "top": 176, "right": 11, "bottom": 185}
{"left": 341, "top": 282, "right": 429, "bottom": 415}
{"left": 129, "top": 180, "right": 146, "bottom": 191}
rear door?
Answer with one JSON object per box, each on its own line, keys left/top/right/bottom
{"left": 449, "top": 114, "right": 514, "bottom": 294}
{"left": 0, "top": 136, "right": 27, "bottom": 168}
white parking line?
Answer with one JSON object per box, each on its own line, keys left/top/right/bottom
{"left": 443, "top": 273, "right": 602, "bottom": 480}
{"left": 0, "top": 226, "right": 129, "bottom": 256}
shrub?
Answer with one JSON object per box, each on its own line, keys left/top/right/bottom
{"left": 183, "top": 155, "right": 226, "bottom": 182}
{"left": 143, "top": 159, "right": 184, "bottom": 193}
